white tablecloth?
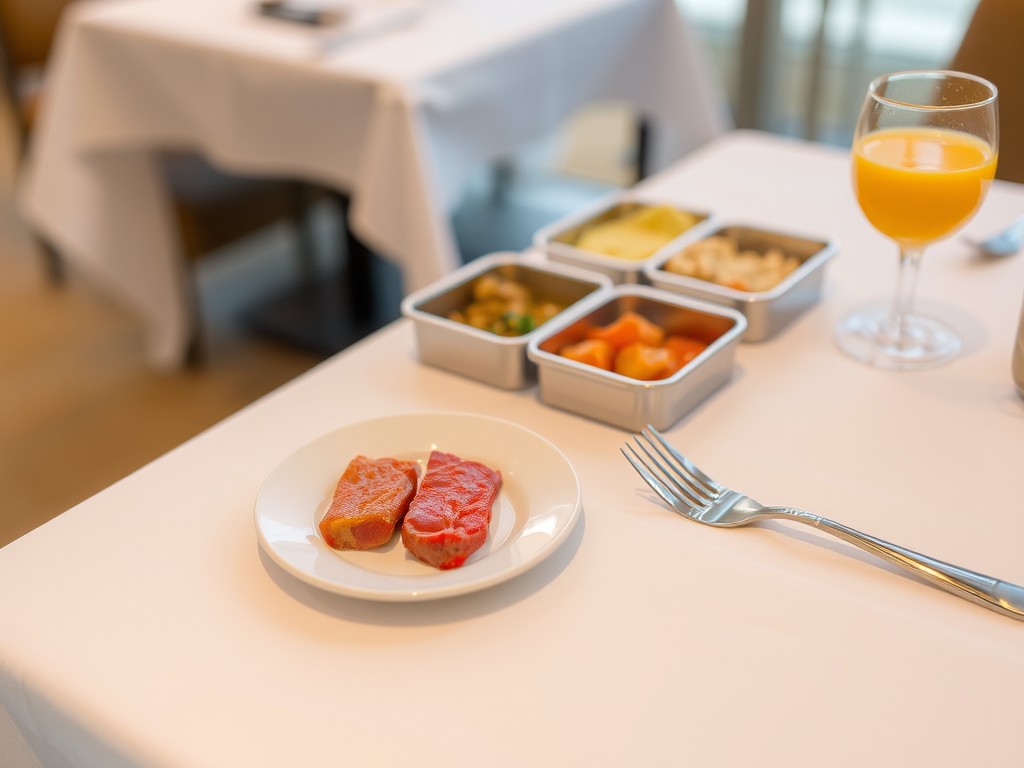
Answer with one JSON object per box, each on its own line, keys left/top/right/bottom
{"left": 3, "top": 131, "right": 1023, "bottom": 768}
{"left": 18, "top": 0, "right": 726, "bottom": 368}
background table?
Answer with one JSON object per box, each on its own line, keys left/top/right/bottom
{"left": 18, "top": 0, "right": 725, "bottom": 367}
{"left": 2, "top": 131, "right": 1023, "bottom": 767}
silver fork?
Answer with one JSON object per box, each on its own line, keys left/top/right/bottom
{"left": 623, "top": 425, "right": 1024, "bottom": 621}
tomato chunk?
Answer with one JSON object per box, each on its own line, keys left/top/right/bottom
{"left": 663, "top": 335, "right": 708, "bottom": 374}
{"left": 613, "top": 342, "right": 676, "bottom": 380}
{"left": 586, "top": 311, "right": 664, "bottom": 350}
{"left": 559, "top": 338, "right": 615, "bottom": 370}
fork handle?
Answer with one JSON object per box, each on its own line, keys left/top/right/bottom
{"left": 775, "top": 508, "right": 1024, "bottom": 621}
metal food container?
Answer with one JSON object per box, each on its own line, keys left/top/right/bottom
{"left": 533, "top": 195, "right": 712, "bottom": 284}
{"left": 401, "top": 252, "right": 612, "bottom": 390}
{"left": 526, "top": 285, "right": 746, "bottom": 431}
{"left": 644, "top": 224, "right": 838, "bottom": 342}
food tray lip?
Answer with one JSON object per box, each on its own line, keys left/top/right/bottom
{"left": 532, "top": 192, "right": 717, "bottom": 272}
{"left": 643, "top": 222, "right": 840, "bottom": 302}
{"left": 525, "top": 284, "right": 747, "bottom": 388}
{"left": 400, "top": 251, "right": 614, "bottom": 346}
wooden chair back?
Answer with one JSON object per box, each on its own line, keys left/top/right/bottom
{"left": 950, "top": 0, "right": 1024, "bottom": 184}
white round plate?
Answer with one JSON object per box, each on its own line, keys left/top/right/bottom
{"left": 255, "top": 412, "right": 581, "bottom": 601}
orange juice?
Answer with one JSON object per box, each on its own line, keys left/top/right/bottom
{"left": 853, "top": 126, "right": 996, "bottom": 246}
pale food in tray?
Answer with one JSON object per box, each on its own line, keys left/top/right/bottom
{"left": 662, "top": 235, "right": 801, "bottom": 292}
{"left": 645, "top": 224, "right": 838, "bottom": 342}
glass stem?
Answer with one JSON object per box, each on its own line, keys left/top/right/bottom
{"left": 889, "top": 246, "right": 924, "bottom": 342}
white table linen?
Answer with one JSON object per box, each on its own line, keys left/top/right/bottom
{"left": 2, "top": 131, "right": 1023, "bottom": 767}
{"left": 18, "top": 0, "right": 726, "bottom": 368}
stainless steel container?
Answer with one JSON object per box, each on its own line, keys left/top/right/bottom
{"left": 401, "top": 252, "right": 611, "bottom": 390}
{"left": 526, "top": 285, "right": 746, "bottom": 431}
{"left": 533, "top": 195, "right": 712, "bottom": 284}
{"left": 644, "top": 224, "right": 838, "bottom": 342}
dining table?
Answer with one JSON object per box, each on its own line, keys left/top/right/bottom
{"left": 2, "top": 129, "right": 1023, "bottom": 768}
{"left": 17, "top": 0, "right": 726, "bottom": 369}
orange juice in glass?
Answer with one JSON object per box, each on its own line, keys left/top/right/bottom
{"left": 837, "top": 72, "right": 999, "bottom": 370}
{"left": 855, "top": 126, "right": 996, "bottom": 246}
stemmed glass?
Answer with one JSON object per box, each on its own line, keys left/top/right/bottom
{"left": 835, "top": 70, "right": 999, "bottom": 369}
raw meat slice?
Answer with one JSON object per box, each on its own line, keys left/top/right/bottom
{"left": 401, "top": 450, "right": 503, "bottom": 570}
{"left": 319, "top": 455, "right": 420, "bottom": 550}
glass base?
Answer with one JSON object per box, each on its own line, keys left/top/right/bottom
{"left": 835, "top": 307, "right": 961, "bottom": 370}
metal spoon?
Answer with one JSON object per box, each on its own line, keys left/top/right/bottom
{"left": 965, "top": 215, "right": 1024, "bottom": 258}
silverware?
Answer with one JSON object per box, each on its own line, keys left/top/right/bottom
{"left": 623, "top": 425, "right": 1024, "bottom": 621}
{"left": 965, "top": 215, "right": 1024, "bottom": 258}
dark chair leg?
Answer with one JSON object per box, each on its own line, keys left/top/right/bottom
{"left": 178, "top": 254, "right": 206, "bottom": 368}
{"left": 288, "top": 182, "right": 318, "bottom": 283}
{"left": 183, "top": 326, "right": 206, "bottom": 368}
{"left": 330, "top": 192, "right": 376, "bottom": 321}
{"left": 38, "top": 238, "right": 65, "bottom": 285}
{"left": 635, "top": 117, "right": 651, "bottom": 183}
{"left": 490, "top": 159, "right": 516, "bottom": 205}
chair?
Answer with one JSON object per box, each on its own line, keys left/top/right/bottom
{"left": 0, "top": 0, "right": 320, "bottom": 362}
{"left": 950, "top": 0, "right": 1024, "bottom": 185}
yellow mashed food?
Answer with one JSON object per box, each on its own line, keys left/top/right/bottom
{"left": 574, "top": 205, "right": 699, "bottom": 261}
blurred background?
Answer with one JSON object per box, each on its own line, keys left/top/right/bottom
{"left": 0, "top": 0, "right": 984, "bottom": 545}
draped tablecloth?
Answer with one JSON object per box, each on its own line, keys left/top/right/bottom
{"left": 18, "top": 0, "right": 726, "bottom": 367}
{"left": 3, "top": 130, "right": 1022, "bottom": 768}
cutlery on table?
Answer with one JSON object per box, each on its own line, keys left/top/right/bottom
{"left": 965, "top": 215, "right": 1024, "bottom": 258}
{"left": 623, "top": 425, "right": 1024, "bottom": 621}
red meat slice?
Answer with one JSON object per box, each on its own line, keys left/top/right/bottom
{"left": 401, "top": 450, "right": 503, "bottom": 570}
{"left": 319, "top": 455, "right": 420, "bottom": 550}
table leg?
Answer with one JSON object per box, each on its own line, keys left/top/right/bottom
{"left": 635, "top": 117, "right": 651, "bottom": 182}
{"left": 240, "top": 190, "right": 401, "bottom": 356}
{"left": 330, "top": 191, "right": 376, "bottom": 320}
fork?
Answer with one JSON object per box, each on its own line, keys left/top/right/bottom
{"left": 623, "top": 425, "right": 1024, "bottom": 621}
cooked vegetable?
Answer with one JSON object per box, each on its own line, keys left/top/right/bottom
{"left": 558, "top": 313, "right": 708, "bottom": 381}
{"left": 613, "top": 342, "right": 676, "bottom": 380}
{"left": 559, "top": 339, "right": 615, "bottom": 370}
{"left": 663, "top": 335, "right": 708, "bottom": 373}
{"left": 585, "top": 310, "right": 665, "bottom": 349}
{"left": 447, "top": 273, "right": 564, "bottom": 336}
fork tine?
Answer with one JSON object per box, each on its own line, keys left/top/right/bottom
{"left": 621, "top": 445, "right": 688, "bottom": 513}
{"left": 629, "top": 434, "right": 710, "bottom": 508}
{"left": 642, "top": 426, "right": 723, "bottom": 497}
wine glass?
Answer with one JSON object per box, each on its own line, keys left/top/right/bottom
{"left": 835, "top": 70, "right": 998, "bottom": 370}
